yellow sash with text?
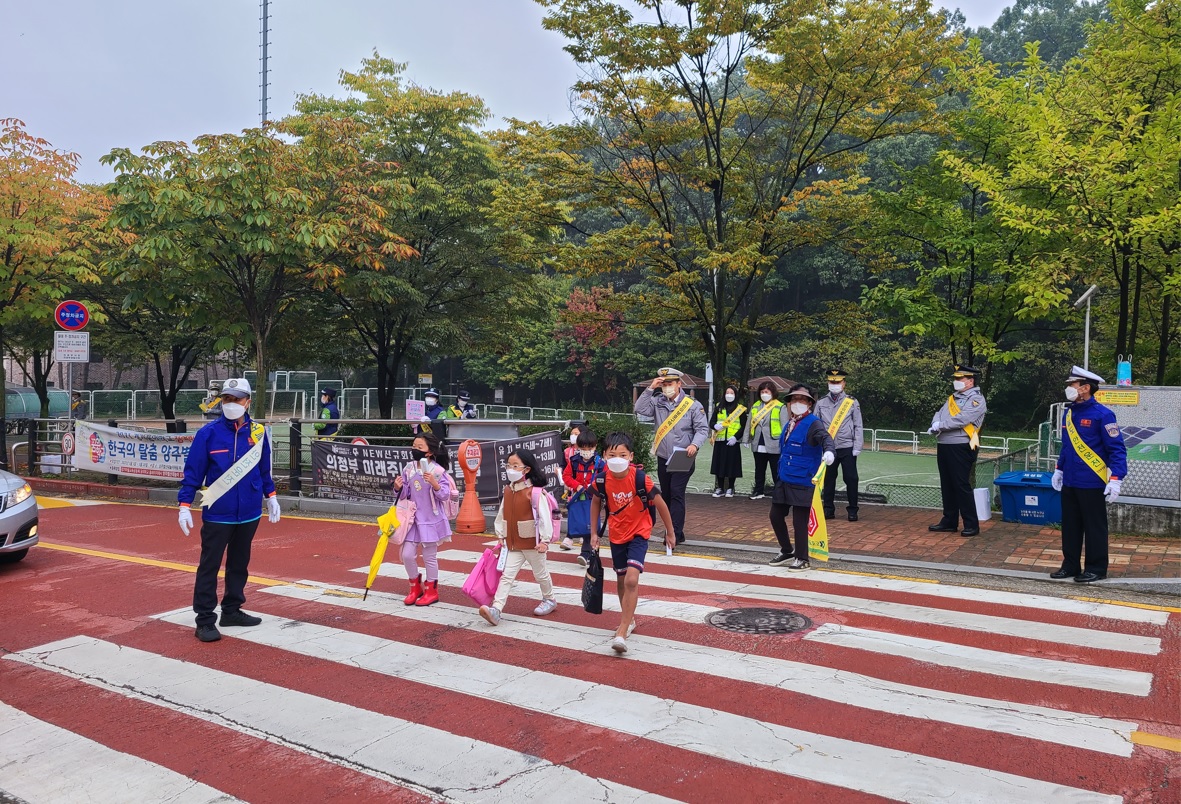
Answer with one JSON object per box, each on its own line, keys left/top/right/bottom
{"left": 653, "top": 394, "right": 695, "bottom": 452}
{"left": 1065, "top": 411, "right": 1110, "bottom": 482}
{"left": 710, "top": 404, "right": 748, "bottom": 444}
{"left": 826, "top": 397, "right": 855, "bottom": 439}
{"left": 947, "top": 395, "right": 980, "bottom": 450}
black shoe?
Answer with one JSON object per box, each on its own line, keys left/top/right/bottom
{"left": 768, "top": 552, "right": 794, "bottom": 566}
{"left": 928, "top": 523, "right": 958, "bottom": 532}
{"left": 1074, "top": 571, "right": 1106, "bottom": 584}
{"left": 847, "top": 512, "right": 858, "bottom": 522}
{"left": 1049, "top": 568, "right": 1078, "bottom": 580}
{"left": 960, "top": 527, "right": 980, "bottom": 537}
{"left": 823, "top": 510, "right": 835, "bottom": 520}
{"left": 195, "top": 624, "right": 221, "bottom": 642}
{"left": 675, "top": 535, "right": 686, "bottom": 545}
{"left": 220, "top": 609, "right": 262, "bottom": 627}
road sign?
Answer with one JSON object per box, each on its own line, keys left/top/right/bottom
{"left": 417, "top": 373, "right": 433, "bottom": 385}
{"left": 54, "top": 300, "right": 90, "bottom": 331}
{"left": 54, "top": 331, "right": 90, "bottom": 363}
{"left": 350, "top": 437, "right": 369, "bottom": 446}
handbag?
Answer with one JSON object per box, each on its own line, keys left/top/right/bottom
{"left": 582, "top": 550, "right": 604, "bottom": 614}
{"left": 461, "top": 546, "right": 503, "bottom": 607}
{"left": 390, "top": 469, "right": 416, "bottom": 546}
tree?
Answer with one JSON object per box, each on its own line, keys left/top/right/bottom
{"left": 972, "top": 0, "right": 1108, "bottom": 72}
{"left": 517, "top": 0, "right": 961, "bottom": 399}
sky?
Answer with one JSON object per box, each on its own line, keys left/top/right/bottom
{"left": 2, "top": 0, "right": 1012, "bottom": 185}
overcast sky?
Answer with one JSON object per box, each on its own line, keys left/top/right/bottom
{"left": 2, "top": 0, "right": 1011, "bottom": 184}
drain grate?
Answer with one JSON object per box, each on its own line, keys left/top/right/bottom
{"left": 706, "top": 607, "right": 812, "bottom": 635}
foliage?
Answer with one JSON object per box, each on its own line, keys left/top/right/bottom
{"left": 972, "top": 0, "right": 1108, "bottom": 71}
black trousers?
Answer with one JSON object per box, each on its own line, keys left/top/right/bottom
{"left": 936, "top": 443, "right": 979, "bottom": 529}
{"left": 714, "top": 475, "right": 736, "bottom": 492}
{"left": 193, "top": 518, "right": 260, "bottom": 626}
{"left": 752, "top": 451, "right": 778, "bottom": 495}
{"left": 769, "top": 502, "right": 810, "bottom": 559}
{"left": 822, "top": 448, "right": 860, "bottom": 515}
{"left": 1060, "top": 486, "right": 1109, "bottom": 576}
{"left": 657, "top": 456, "right": 693, "bottom": 544}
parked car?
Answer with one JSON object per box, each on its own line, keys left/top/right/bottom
{"left": 0, "top": 469, "right": 38, "bottom": 563}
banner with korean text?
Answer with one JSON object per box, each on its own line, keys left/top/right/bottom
{"left": 71, "top": 421, "right": 196, "bottom": 480}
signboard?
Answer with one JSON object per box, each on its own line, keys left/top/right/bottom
{"left": 54, "top": 300, "right": 90, "bottom": 331}
{"left": 1095, "top": 389, "right": 1141, "bottom": 406}
{"left": 417, "top": 373, "right": 433, "bottom": 385}
{"left": 405, "top": 399, "right": 426, "bottom": 420}
{"left": 54, "top": 331, "right": 90, "bottom": 363}
{"left": 351, "top": 437, "right": 370, "bottom": 446}
{"left": 71, "top": 421, "right": 195, "bottom": 480}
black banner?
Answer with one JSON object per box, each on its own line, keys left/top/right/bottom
{"left": 311, "top": 431, "right": 563, "bottom": 505}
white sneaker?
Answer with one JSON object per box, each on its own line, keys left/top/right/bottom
{"left": 611, "top": 636, "right": 628, "bottom": 654}
{"left": 577, "top": 555, "right": 589, "bottom": 568}
{"left": 560, "top": 537, "right": 573, "bottom": 550}
{"left": 626, "top": 619, "right": 637, "bottom": 637}
{"left": 750, "top": 493, "right": 765, "bottom": 500}
{"left": 788, "top": 558, "right": 811, "bottom": 571}
{"left": 725, "top": 489, "right": 734, "bottom": 498}
{"left": 534, "top": 599, "right": 557, "bottom": 616}
{"left": 712, "top": 489, "right": 723, "bottom": 498}
{"left": 479, "top": 605, "right": 501, "bottom": 626}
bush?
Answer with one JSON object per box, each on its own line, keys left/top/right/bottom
{"left": 584, "top": 414, "right": 653, "bottom": 467}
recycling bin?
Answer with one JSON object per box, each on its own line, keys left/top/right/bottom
{"left": 994, "top": 471, "right": 1062, "bottom": 525}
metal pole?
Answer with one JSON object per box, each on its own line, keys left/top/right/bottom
{"left": 259, "top": 0, "right": 270, "bottom": 125}
{"left": 1083, "top": 298, "right": 1092, "bottom": 370}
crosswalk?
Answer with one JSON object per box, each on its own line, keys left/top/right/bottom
{"left": 3, "top": 542, "right": 1176, "bottom": 803}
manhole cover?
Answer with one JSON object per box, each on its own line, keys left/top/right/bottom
{"left": 706, "top": 607, "right": 812, "bottom": 634}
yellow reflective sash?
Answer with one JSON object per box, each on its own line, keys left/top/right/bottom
{"left": 947, "top": 395, "right": 980, "bottom": 450}
{"left": 710, "top": 404, "right": 747, "bottom": 444}
{"left": 653, "top": 394, "right": 695, "bottom": 452}
{"left": 1065, "top": 411, "right": 1110, "bottom": 482}
{"left": 826, "top": 397, "right": 855, "bottom": 439}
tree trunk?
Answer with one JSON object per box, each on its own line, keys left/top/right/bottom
{"left": 253, "top": 337, "right": 268, "bottom": 421}
{"left": 1115, "top": 244, "right": 1131, "bottom": 357}
{"left": 0, "top": 324, "right": 7, "bottom": 470}
{"left": 1129, "top": 252, "right": 1143, "bottom": 361}
{"left": 1157, "top": 291, "right": 1172, "bottom": 385}
{"left": 376, "top": 347, "right": 393, "bottom": 419}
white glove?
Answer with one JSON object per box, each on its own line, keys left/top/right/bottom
{"left": 927, "top": 421, "right": 942, "bottom": 434}
{"left": 713, "top": 423, "right": 725, "bottom": 432}
{"left": 420, "top": 415, "right": 431, "bottom": 423}
{"left": 822, "top": 451, "right": 835, "bottom": 466}
{"left": 726, "top": 436, "right": 737, "bottom": 446}
{"left": 1051, "top": 469, "right": 1063, "bottom": 492}
{"left": 266, "top": 495, "right": 281, "bottom": 523}
{"left": 851, "top": 450, "right": 861, "bottom": 457}
{"left": 1104, "top": 478, "right": 1121, "bottom": 503}
{"left": 178, "top": 507, "right": 193, "bottom": 536}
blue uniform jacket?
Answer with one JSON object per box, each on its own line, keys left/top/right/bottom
{"left": 179, "top": 415, "right": 276, "bottom": 523}
{"left": 1057, "top": 397, "right": 1127, "bottom": 489}
{"left": 317, "top": 402, "right": 340, "bottom": 437}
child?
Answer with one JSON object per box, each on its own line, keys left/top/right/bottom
{"left": 710, "top": 384, "right": 747, "bottom": 497}
{"left": 393, "top": 432, "right": 454, "bottom": 607}
{"left": 479, "top": 448, "right": 558, "bottom": 626}
{"left": 589, "top": 432, "right": 676, "bottom": 654}
{"left": 561, "top": 428, "right": 603, "bottom": 565}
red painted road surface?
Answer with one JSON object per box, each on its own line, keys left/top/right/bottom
{"left": 1, "top": 500, "right": 1178, "bottom": 803}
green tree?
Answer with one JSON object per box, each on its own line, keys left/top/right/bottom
{"left": 972, "top": 0, "right": 1108, "bottom": 72}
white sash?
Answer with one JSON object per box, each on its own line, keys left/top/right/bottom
{"left": 199, "top": 429, "right": 266, "bottom": 509}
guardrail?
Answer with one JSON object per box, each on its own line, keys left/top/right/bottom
{"left": 872, "top": 429, "right": 919, "bottom": 455}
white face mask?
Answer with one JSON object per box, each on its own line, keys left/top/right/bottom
{"left": 828, "top": 384, "right": 843, "bottom": 395}
{"left": 662, "top": 385, "right": 679, "bottom": 399}
{"left": 760, "top": 392, "right": 773, "bottom": 403}
{"left": 505, "top": 468, "right": 525, "bottom": 482}
{"left": 424, "top": 396, "right": 438, "bottom": 406}
{"left": 953, "top": 380, "right": 967, "bottom": 392}
{"left": 605, "top": 456, "right": 630, "bottom": 473}
{"left": 221, "top": 402, "right": 246, "bottom": 420}
{"left": 790, "top": 402, "right": 809, "bottom": 416}
{"left": 578, "top": 449, "right": 595, "bottom": 461}
{"left": 1064, "top": 386, "right": 1079, "bottom": 402}
{"left": 724, "top": 393, "right": 735, "bottom": 402}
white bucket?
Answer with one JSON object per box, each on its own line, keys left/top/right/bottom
{"left": 974, "top": 487, "right": 992, "bottom": 522}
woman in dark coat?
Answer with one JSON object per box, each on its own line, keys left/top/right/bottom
{"left": 768, "top": 384, "right": 835, "bottom": 570}
{"left": 709, "top": 384, "right": 747, "bottom": 497}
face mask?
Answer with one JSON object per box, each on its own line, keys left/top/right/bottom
{"left": 828, "top": 384, "right": 843, "bottom": 395}
{"left": 410, "top": 448, "right": 428, "bottom": 462}
{"left": 221, "top": 402, "right": 246, "bottom": 420}
{"left": 724, "top": 393, "right": 735, "bottom": 402}
{"left": 790, "top": 402, "right": 809, "bottom": 416}
{"left": 424, "top": 397, "right": 438, "bottom": 406}
{"left": 953, "top": 380, "right": 967, "bottom": 392}
{"left": 505, "top": 468, "right": 524, "bottom": 482}
{"left": 1064, "top": 386, "right": 1079, "bottom": 402}
{"left": 662, "top": 385, "right": 678, "bottom": 399}
{"left": 760, "top": 392, "right": 773, "bottom": 403}
{"left": 458, "top": 401, "right": 466, "bottom": 408}
{"left": 605, "top": 457, "right": 630, "bottom": 473}
{"left": 579, "top": 449, "right": 595, "bottom": 461}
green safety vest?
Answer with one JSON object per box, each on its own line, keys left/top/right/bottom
{"left": 715, "top": 408, "right": 744, "bottom": 439}
{"left": 751, "top": 400, "right": 784, "bottom": 440}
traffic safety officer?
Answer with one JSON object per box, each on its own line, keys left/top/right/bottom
{"left": 314, "top": 387, "right": 341, "bottom": 440}
{"left": 814, "top": 368, "right": 864, "bottom": 521}
{"left": 1050, "top": 366, "right": 1127, "bottom": 583}
{"left": 417, "top": 388, "right": 447, "bottom": 437}
{"left": 178, "top": 378, "right": 281, "bottom": 643}
{"left": 634, "top": 367, "right": 709, "bottom": 546}
{"left": 927, "top": 365, "right": 987, "bottom": 536}
{"left": 445, "top": 390, "right": 478, "bottom": 420}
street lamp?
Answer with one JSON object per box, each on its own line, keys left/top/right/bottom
{"left": 1073, "top": 284, "right": 1099, "bottom": 370}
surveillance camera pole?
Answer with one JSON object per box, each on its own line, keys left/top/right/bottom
{"left": 1073, "top": 285, "right": 1099, "bottom": 371}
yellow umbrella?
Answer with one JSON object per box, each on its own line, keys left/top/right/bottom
{"left": 364, "top": 504, "right": 401, "bottom": 600}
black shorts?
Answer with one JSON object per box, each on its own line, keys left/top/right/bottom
{"left": 609, "top": 537, "right": 649, "bottom": 575}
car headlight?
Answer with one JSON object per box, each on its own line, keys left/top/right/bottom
{"left": 7, "top": 483, "right": 33, "bottom": 507}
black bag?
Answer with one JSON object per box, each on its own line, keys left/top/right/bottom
{"left": 582, "top": 551, "right": 604, "bottom": 614}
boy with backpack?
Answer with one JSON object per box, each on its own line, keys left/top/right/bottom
{"left": 589, "top": 432, "right": 677, "bottom": 654}
{"left": 562, "top": 428, "right": 603, "bottom": 566}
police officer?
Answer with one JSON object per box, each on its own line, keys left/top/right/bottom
{"left": 927, "top": 365, "right": 987, "bottom": 536}
{"left": 445, "top": 390, "right": 478, "bottom": 420}
{"left": 70, "top": 391, "right": 88, "bottom": 421}
{"left": 314, "top": 387, "right": 341, "bottom": 440}
{"left": 417, "top": 388, "right": 447, "bottom": 437}
{"left": 634, "top": 367, "right": 709, "bottom": 546}
{"left": 814, "top": 369, "right": 864, "bottom": 521}
{"left": 198, "top": 380, "right": 223, "bottom": 420}
{"left": 178, "top": 378, "right": 281, "bottom": 642}
{"left": 1050, "top": 366, "right": 1127, "bottom": 583}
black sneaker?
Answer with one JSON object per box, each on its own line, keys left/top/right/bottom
{"left": 788, "top": 558, "right": 811, "bottom": 571}
{"left": 769, "top": 552, "right": 794, "bottom": 566}
{"left": 195, "top": 624, "right": 221, "bottom": 642}
{"left": 220, "top": 610, "right": 262, "bottom": 627}
{"left": 749, "top": 492, "right": 765, "bottom": 500}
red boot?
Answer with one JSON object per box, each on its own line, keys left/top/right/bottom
{"left": 415, "top": 579, "right": 439, "bottom": 607}
{"left": 403, "top": 574, "right": 423, "bottom": 606}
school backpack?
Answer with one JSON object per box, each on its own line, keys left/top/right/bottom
{"left": 421, "top": 465, "right": 461, "bottom": 520}
{"left": 593, "top": 466, "right": 655, "bottom": 537}
{"left": 531, "top": 485, "right": 563, "bottom": 543}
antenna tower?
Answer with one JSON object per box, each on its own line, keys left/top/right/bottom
{"left": 259, "top": 0, "right": 271, "bottom": 125}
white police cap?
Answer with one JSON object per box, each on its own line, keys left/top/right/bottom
{"left": 1066, "top": 365, "right": 1105, "bottom": 384}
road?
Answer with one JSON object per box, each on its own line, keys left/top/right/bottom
{"left": 1, "top": 498, "right": 1178, "bottom": 803}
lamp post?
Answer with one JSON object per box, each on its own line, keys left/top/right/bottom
{"left": 1073, "top": 284, "right": 1099, "bottom": 370}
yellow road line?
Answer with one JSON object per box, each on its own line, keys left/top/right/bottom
{"left": 1070, "top": 596, "right": 1181, "bottom": 614}
{"left": 1131, "top": 731, "right": 1181, "bottom": 753}
{"left": 39, "top": 542, "right": 290, "bottom": 587}
{"left": 822, "top": 568, "right": 940, "bottom": 584}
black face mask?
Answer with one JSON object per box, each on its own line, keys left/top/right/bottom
{"left": 411, "top": 448, "right": 429, "bottom": 461}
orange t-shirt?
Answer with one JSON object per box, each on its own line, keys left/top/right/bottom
{"left": 597, "top": 466, "right": 656, "bottom": 544}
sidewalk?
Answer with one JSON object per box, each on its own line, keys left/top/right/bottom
{"left": 679, "top": 494, "right": 1181, "bottom": 581}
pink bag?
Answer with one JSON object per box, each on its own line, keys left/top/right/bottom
{"left": 462, "top": 546, "right": 503, "bottom": 607}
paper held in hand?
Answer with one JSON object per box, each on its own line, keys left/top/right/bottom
{"left": 665, "top": 446, "right": 694, "bottom": 473}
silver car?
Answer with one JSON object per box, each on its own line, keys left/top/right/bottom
{"left": 0, "top": 469, "right": 38, "bottom": 563}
